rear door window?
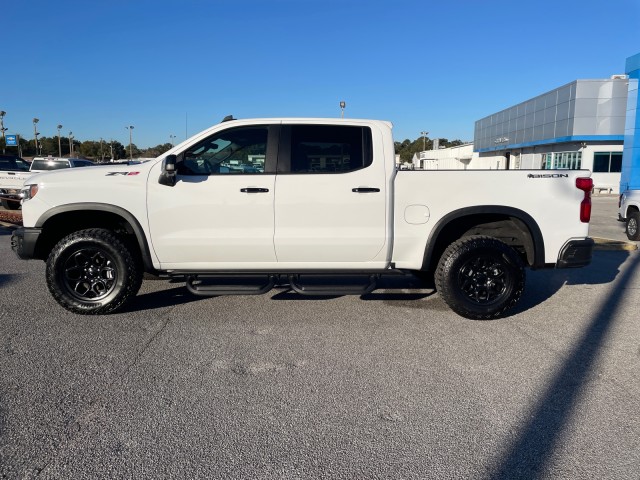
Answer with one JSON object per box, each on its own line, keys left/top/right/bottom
{"left": 282, "top": 125, "right": 373, "bottom": 174}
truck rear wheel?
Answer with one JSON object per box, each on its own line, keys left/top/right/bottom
{"left": 626, "top": 212, "right": 640, "bottom": 241}
{"left": 46, "top": 228, "right": 143, "bottom": 314}
{"left": 435, "top": 236, "right": 525, "bottom": 320}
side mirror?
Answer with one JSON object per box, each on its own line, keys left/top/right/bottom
{"left": 159, "top": 154, "right": 177, "bottom": 187}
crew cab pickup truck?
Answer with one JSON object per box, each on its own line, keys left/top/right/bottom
{"left": 11, "top": 117, "right": 594, "bottom": 319}
{"left": 0, "top": 154, "right": 32, "bottom": 210}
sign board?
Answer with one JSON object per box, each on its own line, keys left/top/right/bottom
{"left": 5, "top": 135, "right": 17, "bottom": 146}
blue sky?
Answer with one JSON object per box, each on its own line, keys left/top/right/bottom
{"left": 2, "top": 0, "right": 639, "bottom": 148}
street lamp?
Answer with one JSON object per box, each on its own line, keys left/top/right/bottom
{"left": 57, "top": 124, "right": 63, "bottom": 157}
{"left": 33, "top": 118, "right": 39, "bottom": 156}
{"left": 340, "top": 101, "right": 346, "bottom": 118}
{"left": 169, "top": 134, "right": 176, "bottom": 147}
{"left": 126, "top": 125, "right": 134, "bottom": 160}
{"left": 0, "top": 111, "right": 6, "bottom": 154}
{"left": 68, "top": 131, "right": 73, "bottom": 156}
{"left": 421, "top": 131, "right": 429, "bottom": 151}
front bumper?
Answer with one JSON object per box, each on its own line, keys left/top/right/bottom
{"left": 556, "top": 238, "right": 594, "bottom": 268}
{"left": 11, "top": 227, "right": 42, "bottom": 260}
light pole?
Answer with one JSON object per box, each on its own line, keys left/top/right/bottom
{"left": 421, "top": 131, "right": 429, "bottom": 151}
{"left": 340, "top": 101, "right": 346, "bottom": 118}
{"left": 32, "top": 118, "right": 39, "bottom": 157}
{"left": 126, "top": 125, "right": 134, "bottom": 160}
{"left": 68, "top": 132, "right": 73, "bottom": 156}
{"left": 169, "top": 134, "right": 176, "bottom": 147}
{"left": 0, "top": 111, "right": 6, "bottom": 154}
{"left": 57, "top": 124, "right": 63, "bottom": 157}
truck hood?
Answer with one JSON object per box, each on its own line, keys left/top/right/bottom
{"left": 28, "top": 161, "right": 158, "bottom": 185}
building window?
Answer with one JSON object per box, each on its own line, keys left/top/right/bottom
{"left": 542, "top": 151, "right": 582, "bottom": 170}
{"left": 593, "top": 152, "right": 622, "bottom": 172}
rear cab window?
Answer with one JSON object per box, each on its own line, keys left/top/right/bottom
{"left": 31, "top": 159, "right": 70, "bottom": 171}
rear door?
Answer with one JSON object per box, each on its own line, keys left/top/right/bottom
{"left": 273, "top": 123, "right": 388, "bottom": 265}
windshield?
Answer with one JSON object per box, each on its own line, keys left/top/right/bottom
{"left": 0, "top": 157, "right": 30, "bottom": 172}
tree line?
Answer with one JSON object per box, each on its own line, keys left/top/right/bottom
{"left": 2, "top": 133, "right": 465, "bottom": 163}
{"left": 395, "top": 136, "right": 464, "bottom": 164}
{"left": 0, "top": 136, "right": 173, "bottom": 161}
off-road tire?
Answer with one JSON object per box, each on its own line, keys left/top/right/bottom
{"left": 46, "top": 228, "right": 143, "bottom": 314}
{"left": 626, "top": 212, "right": 640, "bottom": 241}
{"left": 435, "top": 235, "right": 525, "bottom": 320}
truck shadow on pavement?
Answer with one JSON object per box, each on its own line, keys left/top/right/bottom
{"left": 489, "top": 249, "right": 640, "bottom": 478}
{"left": 123, "top": 286, "right": 202, "bottom": 312}
{"left": 511, "top": 249, "right": 631, "bottom": 316}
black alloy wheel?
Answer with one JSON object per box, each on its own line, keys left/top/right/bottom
{"left": 435, "top": 236, "right": 525, "bottom": 320}
{"left": 46, "top": 228, "right": 142, "bottom": 314}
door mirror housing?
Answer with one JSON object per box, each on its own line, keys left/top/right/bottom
{"left": 159, "top": 154, "right": 177, "bottom": 187}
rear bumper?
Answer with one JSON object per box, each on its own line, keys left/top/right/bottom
{"left": 556, "top": 238, "right": 594, "bottom": 268}
{"left": 11, "top": 227, "right": 41, "bottom": 260}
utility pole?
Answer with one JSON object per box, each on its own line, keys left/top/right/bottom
{"left": 57, "top": 124, "right": 63, "bottom": 157}
{"left": 33, "top": 118, "right": 39, "bottom": 157}
{"left": 421, "top": 131, "right": 429, "bottom": 151}
{"left": 0, "top": 111, "right": 6, "bottom": 154}
{"left": 126, "top": 125, "right": 134, "bottom": 160}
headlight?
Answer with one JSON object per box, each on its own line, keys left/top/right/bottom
{"left": 21, "top": 184, "right": 39, "bottom": 201}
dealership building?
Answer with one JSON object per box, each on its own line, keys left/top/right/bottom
{"left": 414, "top": 75, "right": 630, "bottom": 193}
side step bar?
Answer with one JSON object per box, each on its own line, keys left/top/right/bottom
{"left": 186, "top": 274, "right": 277, "bottom": 296}
{"left": 288, "top": 274, "right": 379, "bottom": 296}
{"left": 182, "top": 273, "right": 383, "bottom": 297}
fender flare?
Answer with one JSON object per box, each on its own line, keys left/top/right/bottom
{"left": 35, "top": 202, "right": 156, "bottom": 272}
{"left": 422, "top": 205, "right": 546, "bottom": 269}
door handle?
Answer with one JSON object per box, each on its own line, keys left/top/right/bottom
{"left": 240, "top": 187, "right": 269, "bottom": 193}
{"left": 352, "top": 187, "right": 380, "bottom": 193}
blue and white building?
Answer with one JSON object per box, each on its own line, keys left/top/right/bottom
{"left": 474, "top": 76, "right": 628, "bottom": 193}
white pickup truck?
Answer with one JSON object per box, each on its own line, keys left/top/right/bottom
{"left": 618, "top": 189, "right": 640, "bottom": 240}
{"left": 11, "top": 117, "right": 594, "bottom": 319}
{"left": 0, "top": 154, "right": 32, "bottom": 210}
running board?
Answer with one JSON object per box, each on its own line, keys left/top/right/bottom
{"left": 287, "top": 274, "right": 379, "bottom": 296}
{"left": 186, "top": 274, "right": 277, "bottom": 296}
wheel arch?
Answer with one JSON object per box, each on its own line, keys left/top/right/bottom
{"left": 421, "top": 206, "right": 545, "bottom": 272}
{"left": 625, "top": 203, "right": 640, "bottom": 217}
{"left": 33, "top": 203, "right": 155, "bottom": 272}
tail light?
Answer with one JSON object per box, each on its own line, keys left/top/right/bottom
{"left": 576, "top": 177, "right": 593, "bottom": 223}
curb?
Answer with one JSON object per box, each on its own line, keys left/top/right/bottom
{"left": 592, "top": 237, "right": 638, "bottom": 251}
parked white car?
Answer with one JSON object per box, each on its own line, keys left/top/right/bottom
{"left": 0, "top": 154, "right": 33, "bottom": 210}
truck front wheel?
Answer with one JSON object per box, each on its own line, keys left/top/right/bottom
{"left": 435, "top": 236, "right": 525, "bottom": 320}
{"left": 46, "top": 228, "right": 143, "bottom": 314}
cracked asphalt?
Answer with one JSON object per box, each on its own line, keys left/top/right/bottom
{"left": 1, "top": 197, "right": 640, "bottom": 479}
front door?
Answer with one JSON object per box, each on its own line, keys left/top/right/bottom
{"left": 147, "top": 125, "right": 278, "bottom": 268}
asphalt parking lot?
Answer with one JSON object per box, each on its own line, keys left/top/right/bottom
{"left": 1, "top": 196, "right": 639, "bottom": 479}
